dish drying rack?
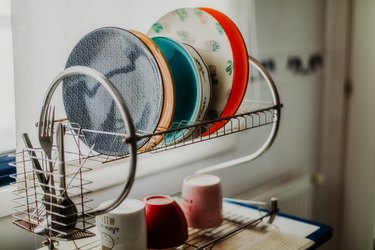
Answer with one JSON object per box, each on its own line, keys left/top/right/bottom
{"left": 11, "top": 140, "right": 96, "bottom": 241}
{"left": 11, "top": 56, "right": 282, "bottom": 249}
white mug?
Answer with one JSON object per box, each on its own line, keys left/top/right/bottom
{"left": 96, "top": 198, "right": 148, "bottom": 250}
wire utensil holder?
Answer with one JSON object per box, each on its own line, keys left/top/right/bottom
{"left": 11, "top": 56, "right": 282, "bottom": 248}
{"left": 11, "top": 144, "right": 96, "bottom": 241}
{"left": 12, "top": 67, "right": 138, "bottom": 249}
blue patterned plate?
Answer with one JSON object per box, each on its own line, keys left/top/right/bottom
{"left": 63, "top": 27, "right": 163, "bottom": 156}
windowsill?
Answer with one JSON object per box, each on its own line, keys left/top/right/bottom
{"left": 0, "top": 154, "right": 172, "bottom": 218}
{"left": 0, "top": 185, "right": 14, "bottom": 218}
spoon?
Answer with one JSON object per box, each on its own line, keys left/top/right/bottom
{"left": 52, "top": 123, "right": 77, "bottom": 233}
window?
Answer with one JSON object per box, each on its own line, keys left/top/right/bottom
{"left": 0, "top": 0, "right": 16, "bottom": 187}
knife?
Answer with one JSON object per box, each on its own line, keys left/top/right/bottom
{"left": 22, "top": 133, "right": 49, "bottom": 193}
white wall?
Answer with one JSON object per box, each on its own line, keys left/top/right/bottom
{"left": 0, "top": 0, "right": 15, "bottom": 152}
{"left": 340, "top": 0, "right": 375, "bottom": 249}
{"left": 4, "top": 0, "right": 325, "bottom": 248}
{"left": 253, "top": 0, "right": 325, "bottom": 175}
{"left": 313, "top": 1, "right": 351, "bottom": 249}
{"left": 10, "top": 0, "right": 324, "bottom": 198}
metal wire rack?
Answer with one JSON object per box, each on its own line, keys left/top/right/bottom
{"left": 11, "top": 55, "right": 282, "bottom": 249}
{"left": 50, "top": 197, "right": 279, "bottom": 250}
{"left": 11, "top": 143, "right": 97, "bottom": 242}
{"left": 174, "top": 196, "right": 279, "bottom": 250}
{"left": 54, "top": 56, "right": 282, "bottom": 168}
{"left": 65, "top": 102, "right": 280, "bottom": 163}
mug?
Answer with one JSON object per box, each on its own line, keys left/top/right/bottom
{"left": 143, "top": 195, "right": 188, "bottom": 249}
{"left": 181, "top": 174, "right": 223, "bottom": 229}
{"left": 96, "top": 198, "right": 148, "bottom": 250}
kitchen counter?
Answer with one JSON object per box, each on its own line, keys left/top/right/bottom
{"left": 37, "top": 201, "right": 332, "bottom": 249}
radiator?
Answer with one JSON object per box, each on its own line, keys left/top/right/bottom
{"left": 236, "top": 174, "right": 314, "bottom": 219}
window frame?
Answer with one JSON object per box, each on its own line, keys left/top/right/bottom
{"left": 0, "top": 0, "right": 16, "bottom": 189}
{"left": 0, "top": 154, "right": 16, "bottom": 187}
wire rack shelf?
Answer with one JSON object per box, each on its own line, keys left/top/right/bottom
{"left": 11, "top": 55, "right": 282, "bottom": 249}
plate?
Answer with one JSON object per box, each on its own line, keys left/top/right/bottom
{"left": 63, "top": 27, "right": 163, "bottom": 156}
{"left": 128, "top": 30, "right": 175, "bottom": 151}
{"left": 151, "top": 36, "right": 200, "bottom": 144}
{"left": 199, "top": 7, "right": 249, "bottom": 134}
{"left": 182, "top": 43, "right": 212, "bottom": 123}
{"left": 147, "top": 8, "right": 249, "bottom": 135}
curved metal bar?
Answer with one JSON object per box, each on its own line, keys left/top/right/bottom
{"left": 37, "top": 66, "right": 137, "bottom": 217}
{"left": 196, "top": 56, "right": 282, "bottom": 174}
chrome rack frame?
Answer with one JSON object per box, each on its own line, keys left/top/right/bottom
{"left": 11, "top": 56, "right": 282, "bottom": 249}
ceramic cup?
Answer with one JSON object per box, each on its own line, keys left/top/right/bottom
{"left": 181, "top": 174, "right": 223, "bottom": 229}
{"left": 143, "top": 195, "right": 188, "bottom": 249}
{"left": 95, "top": 198, "right": 148, "bottom": 250}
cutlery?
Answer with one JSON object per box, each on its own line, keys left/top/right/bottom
{"left": 22, "top": 133, "right": 49, "bottom": 194}
{"left": 21, "top": 133, "right": 50, "bottom": 223}
{"left": 223, "top": 197, "right": 269, "bottom": 208}
{"left": 36, "top": 105, "right": 60, "bottom": 234}
{"left": 38, "top": 105, "right": 57, "bottom": 198}
{"left": 52, "top": 122, "right": 77, "bottom": 233}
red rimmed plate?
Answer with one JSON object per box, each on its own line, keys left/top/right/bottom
{"left": 147, "top": 8, "right": 249, "bottom": 136}
{"left": 199, "top": 7, "right": 249, "bottom": 135}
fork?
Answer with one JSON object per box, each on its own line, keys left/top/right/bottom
{"left": 38, "top": 105, "right": 57, "bottom": 199}
{"left": 30, "top": 205, "right": 47, "bottom": 223}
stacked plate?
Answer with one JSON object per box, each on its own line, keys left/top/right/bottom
{"left": 62, "top": 7, "right": 249, "bottom": 156}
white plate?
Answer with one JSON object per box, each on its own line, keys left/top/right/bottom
{"left": 147, "top": 8, "right": 234, "bottom": 121}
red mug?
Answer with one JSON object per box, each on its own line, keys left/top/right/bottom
{"left": 143, "top": 195, "right": 188, "bottom": 249}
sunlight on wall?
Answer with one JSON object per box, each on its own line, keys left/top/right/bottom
{"left": 0, "top": 0, "right": 15, "bottom": 153}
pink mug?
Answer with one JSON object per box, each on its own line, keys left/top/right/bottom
{"left": 181, "top": 174, "right": 223, "bottom": 229}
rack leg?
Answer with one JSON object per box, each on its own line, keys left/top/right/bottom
{"left": 268, "top": 197, "right": 279, "bottom": 224}
{"left": 42, "top": 239, "right": 58, "bottom": 250}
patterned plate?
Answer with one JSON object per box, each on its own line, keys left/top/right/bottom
{"left": 147, "top": 8, "right": 249, "bottom": 135}
{"left": 63, "top": 27, "right": 163, "bottom": 156}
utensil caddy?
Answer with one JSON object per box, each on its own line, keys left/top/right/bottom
{"left": 11, "top": 55, "right": 282, "bottom": 249}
